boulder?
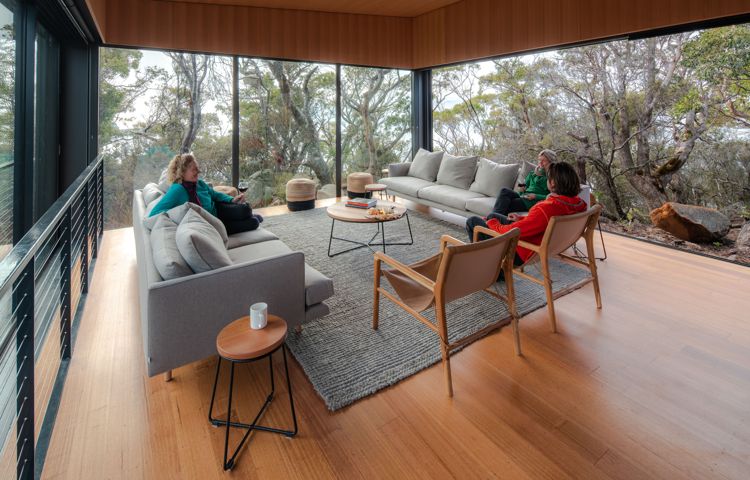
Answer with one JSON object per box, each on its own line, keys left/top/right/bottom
{"left": 650, "top": 202, "right": 730, "bottom": 243}
{"left": 737, "top": 222, "right": 750, "bottom": 251}
{"left": 316, "top": 184, "right": 339, "bottom": 200}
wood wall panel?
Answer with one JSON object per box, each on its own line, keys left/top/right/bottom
{"left": 412, "top": 0, "right": 750, "bottom": 68}
{"left": 84, "top": 0, "right": 107, "bottom": 41}
{"left": 103, "top": 0, "right": 412, "bottom": 68}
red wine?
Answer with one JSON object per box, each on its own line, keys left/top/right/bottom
{"left": 238, "top": 187, "right": 248, "bottom": 193}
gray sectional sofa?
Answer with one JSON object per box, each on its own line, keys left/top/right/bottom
{"left": 133, "top": 186, "right": 333, "bottom": 377}
{"left": 379, "top": 149, "right": 521, "bottom": 218}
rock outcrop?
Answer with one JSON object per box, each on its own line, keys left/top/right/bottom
{"left": 737, "top": 222, "right": 750, "bottom": 251}
{"left": 649, "top": 202, "right": 730, "bottom": 243}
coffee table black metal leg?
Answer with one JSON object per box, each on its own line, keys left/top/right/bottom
{"left": 381, "top": 221, "right": 386, "bottom": 254}
{"left": 282, "top": 345, "right": 298, "bottom": 436}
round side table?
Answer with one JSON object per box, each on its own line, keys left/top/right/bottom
{"left": 208, "top": 315, "right": 298, "bottom": 471}
{"left": 365, "top": 183, "right": 390, "bottom": 201}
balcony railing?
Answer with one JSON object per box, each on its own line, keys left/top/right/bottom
{"left": 0, "top": 156, "right": 103, "bottom": 480}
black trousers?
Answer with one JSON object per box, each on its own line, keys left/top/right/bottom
{"left": 493, "top": 188, "right": 528, "bottom": 215}
{"left": 465, "top": 215, "right": 523, "bottom": 280}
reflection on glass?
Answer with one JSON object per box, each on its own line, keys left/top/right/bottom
{"left": 0, "top": 3, "right": 15, "bottom": 260}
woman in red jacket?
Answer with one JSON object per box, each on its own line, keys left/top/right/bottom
{"left": 466, "top": 162, "right": 587, "bottom": 266}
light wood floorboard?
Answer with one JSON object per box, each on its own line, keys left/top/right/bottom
{"left": 41, "top": 200, "right": 750, "bottom": 479}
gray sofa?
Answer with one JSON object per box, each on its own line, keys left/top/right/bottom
{"left": 133, "top": 187, "right": 334, "bottom": 377}
{"left": 379, "top": 149, "right": 521, "bottom": 218}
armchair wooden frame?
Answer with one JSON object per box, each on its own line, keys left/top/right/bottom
{"left": 372, "top": 227, "right": 521, "bottom": 397}
{"left": 484, "top": 204, "right": 603, "bottom": 333}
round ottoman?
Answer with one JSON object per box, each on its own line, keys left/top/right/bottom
{"left": 346, "top": 172, "right": 374, "bottom": 199}
{"left": 286, "top": 178, "right": 316, "bottom": 211}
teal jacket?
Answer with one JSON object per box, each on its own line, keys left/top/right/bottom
{"left": 521, "top": 170, "right": 550, "bottom": 209}
{"left": 148, "top": 180, "right": 234, "bottom": 217}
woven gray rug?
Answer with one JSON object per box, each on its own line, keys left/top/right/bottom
{"left": 264, "top": 207, "right": 592, "bottom": 411}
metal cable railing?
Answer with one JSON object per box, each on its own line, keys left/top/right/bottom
{"left": 0, "top": 156, "right": 103, "bottom": 480}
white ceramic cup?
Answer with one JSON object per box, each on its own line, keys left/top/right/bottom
{"left": 250, "top": 302, "right": 268, "bottom": 330}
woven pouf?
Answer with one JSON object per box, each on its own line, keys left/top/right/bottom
{"left": 286, "top": 178, "right": 317, "bottom": 211}
{"left": 346, "top": 172, "right": 374, "bottom": 199}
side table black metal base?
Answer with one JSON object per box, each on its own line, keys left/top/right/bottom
{"left": 327, "top": 213, "right": 414, "bottom": 257}
{"left": 208, "top": 344, "right": 298, "bottom": 471}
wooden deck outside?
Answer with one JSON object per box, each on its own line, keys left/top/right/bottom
{"left": 40, "top": 201, "right": 750, "bottom": 479}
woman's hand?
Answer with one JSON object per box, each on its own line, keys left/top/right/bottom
{"left": 507, "top": 213, "right": 522, "bottom": 222}
{"left": 232, "top": 193, "right": 246, "bottom": 203}
{"left": 523, "top": 193, "right": 537, "bottom": 201}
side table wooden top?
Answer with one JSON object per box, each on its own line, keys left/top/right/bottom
{"left": 217, "top": 315, "right": 287, "bottom": 361}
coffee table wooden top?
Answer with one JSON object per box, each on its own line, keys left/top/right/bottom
{"left": 216, "top": 315, "right": 287, "bottom": 361}
{"left": 326, "top": 200, "right": 406, "bottom": 223}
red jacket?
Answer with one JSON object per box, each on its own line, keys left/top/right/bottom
{"left": 486, "top": 194, "right": 587, "bottom": 262}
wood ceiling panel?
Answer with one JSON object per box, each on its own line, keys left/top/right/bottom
{"left": 162, "top": 0, "right": 462, "bottom": 17}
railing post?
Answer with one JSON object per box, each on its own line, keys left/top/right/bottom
{"left": 81, "top": 189, "right": 89, "bottom": 295}
{"left": 60, "top": 210, "right": 72, "bottom": 360}
{"left": 14, "top": 261, "right": 35, "bottom": 480}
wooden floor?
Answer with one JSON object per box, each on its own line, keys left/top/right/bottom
{"left": 41, "top": 200, "right": 750, "bottom": 479}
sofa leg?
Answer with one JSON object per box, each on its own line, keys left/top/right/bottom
{"left": 164, "top": 370, "right": 173, "bottom": 382}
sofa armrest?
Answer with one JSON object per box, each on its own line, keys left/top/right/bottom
{"left": 388, "top": 162, "right": 411, "bottom": 178}
{"left": 144, "top": 251, "right": 305, "bottom": 376}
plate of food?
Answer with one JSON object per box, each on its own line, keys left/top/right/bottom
{"left": 366, "top": 206, "right": 401, "bottom": 220}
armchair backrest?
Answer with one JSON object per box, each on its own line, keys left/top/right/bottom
{"left": 541, "top": 204, "right": 602, "bottom": 257}
{"left": 437, "top": 228, "right": 520, "bottom": 304}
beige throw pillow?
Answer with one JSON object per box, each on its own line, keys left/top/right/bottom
{"left": 469, "top": 158, "right": 520, "bottom": 197}
{"left": 407, "top": 148, "right": 444, "bottom": 182}
{"left": 436, "top": 153, "right": 479, "bottom": 190}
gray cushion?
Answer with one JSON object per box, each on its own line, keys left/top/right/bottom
{"left": 157, "top": 169, "right": 170, "bottom": 193}
{"left": 150, "top": 215, "right": 193, "bottom": 280}
{"left": 469, "top": 158, "right": 520, "bottom": 197}
{"left": 407, "top": 148, "right": 443, "bottom": 181}
{"left": 142, "top": 200, "right": 163, "bottom": 231}
{"left": 516, "top": 160, "right": 535, "bottom": 185}
{"left": 142, "top": 183, "right": 163, "bottom": 206}
{"left": 387, "top": 162, "right": 411, "bottom": 178}
{"left": 465, "top": 197, "right": 497, "bottom": 217}
{"left": 304, "top": 265, "right": 334, "bottom": 306}
{"left": 227, "top": 239, "right": 293, "bottom": 264}
{"left": 379, "top": 176, "right": 435, "bottom": 197}
{"left": 175, "top": 210, "right": 232, "bottom": 273}
{"left": 436, "top": 153, "right": 478, "bottom": 189}
{"left": 417, "top": 184, "right": 485, "bottom": 211}
{"left": 226, "top": 228, "right": 279, "bottom": 249}
{"left": 167, "top": 203, "right": 229, "bottom": 246}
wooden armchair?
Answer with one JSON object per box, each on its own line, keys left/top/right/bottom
{"left": 501, "top": 204, "right": 603, "bottom": 333}
{"left": 372, "top": 227, "right": 521, "bottom": 396}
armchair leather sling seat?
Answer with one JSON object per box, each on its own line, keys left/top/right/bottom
{"left": 372, "top": 227, "right": 521, "bottom": 396}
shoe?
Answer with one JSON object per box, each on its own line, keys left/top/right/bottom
{"left": 254, "top": 214, "right": 264, "bottom": 223}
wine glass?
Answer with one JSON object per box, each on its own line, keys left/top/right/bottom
{"left": 237, "top": 181, "right": 249, "bottom": 194}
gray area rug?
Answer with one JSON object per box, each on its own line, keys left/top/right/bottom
{"left": 265, "top": 207, "right": 592, "bottom": 410}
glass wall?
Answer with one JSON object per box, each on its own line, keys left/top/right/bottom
{"left": 237, "top": 59, "right": 335, "bottom": 206}
{"left": 341, "top": 66, "right": 411, "bottom": 185}
{"left": 0, "top": 2, "right": 14, "bottom": 260}
{"left": 99, "top": 49, "right": 232, "bottom": 228}
{"left": 432, "top": 24, "right": 750, "bottom": 221}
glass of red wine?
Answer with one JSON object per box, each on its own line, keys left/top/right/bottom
{"left": 237, "top": 181, "right": 249, "bottom": 194}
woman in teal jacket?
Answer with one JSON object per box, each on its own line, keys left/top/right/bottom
{"left": 490, "top": 149, "right": 556, "bottom": 216}
{"left": 149, "top": 153, "right": 245, "bottom": 217}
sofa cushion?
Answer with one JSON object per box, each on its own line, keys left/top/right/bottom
{"left": 379, "top": 176, "right": 435, "bottom": 197}
{"left": 469, "top": 158, "right": 520, "bottom": 197}
{"left": 436, "top": 153, "right": 478, "bottom": 190}
{"left": 407, "top": 148, "right": 443, "bottom": 181}
{"left": 465, "top": 197, "right": 497, "bottom": 217}
{"left": 157, "top": 169, "right": 170, "bottom": 193}
{"left": 418, "top": 185, "right": 485, "bottom": 211}
{"left": 150, "top": 215, "right": 193, "bottom": 280}
{"left": 167, "top": 203, "right": 229, "bottom": 245}
{"left": 226, "top": 228, "right": 279, "bottom": 249}
{"left": 227, "top": 239, "right": 293, "bottom": 264}
{"left": 175, "top": 210, "right": 232, "bottom": 273}
{"left": 304, "top": 264, "right": 334, "bottom": 306}
{"left": 142, "top": 183, "right": 163, "bottom": 205}
{"left": 142, "top": 200, "right": 164, "bottom": 231}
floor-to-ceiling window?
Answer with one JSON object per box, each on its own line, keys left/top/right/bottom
{"left": 237, "top": 59, "right": 336, "bottom": 206}
{"left": 0, "top": 1, "right": 15, "bottom": 260}
{"left": 341, "top": 66, "right": 411, "bottom": 190}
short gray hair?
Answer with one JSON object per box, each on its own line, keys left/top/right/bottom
{"left": 539, "top": 149, "right": 557, "bottom": 163}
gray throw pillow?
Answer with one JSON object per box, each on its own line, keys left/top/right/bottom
{"left": 469, "top": 158, "right": 520, "bottom": 197}
{"left": 175, "top": 210, "right": 232, "bottom": 273}
{"left": 407, "top": 148, "right": 444, "bottom": 181}
{"left": 167, "top": 203, "right": 229, "bottom": 246}
{"left": 143, "top": 207, "right": 164, "bottom": 231}
{"left": 150, "top": 215, "right": 193, "bottom": 280}
{"left": 436, "top": 153, "right": 478, "bottom": 190}
{"left": 157, "top": 168, "right": 170, "bottom": 193}
{"left": 142, "top": 183, "right": 163, "bottom": 206}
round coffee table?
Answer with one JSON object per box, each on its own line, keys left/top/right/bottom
{"left": 208, "top": 315, "right": 298, "bottom": 471}
{"left": 326, "top": 200, "right": 413, "bottom": 257}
